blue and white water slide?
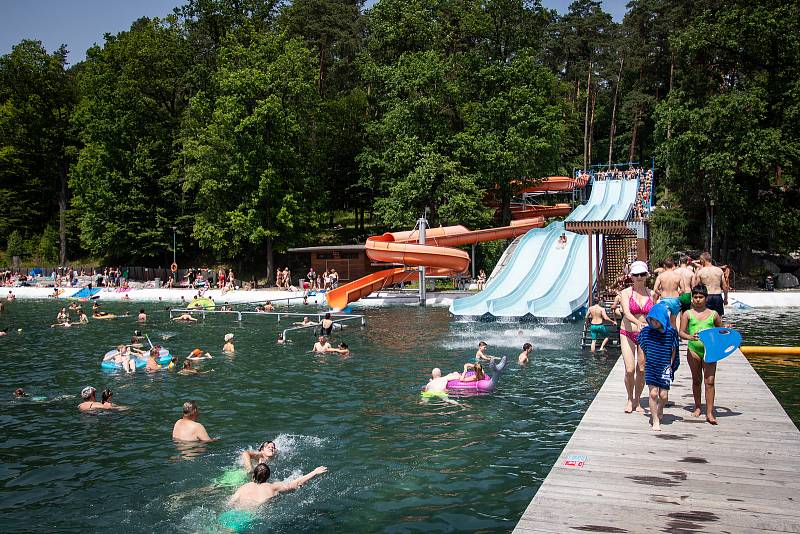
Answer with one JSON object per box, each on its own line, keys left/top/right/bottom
{"left": 449, "top": 178, "right": 640, "bottom": 320}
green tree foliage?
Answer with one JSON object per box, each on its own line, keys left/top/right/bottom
{"left": 2, "top": 0, "right": 799, "bottom": 270}
{"left": 180, "top": 30, "right": 321, "bottom": 279}
{"left": 38, "top": 224, "right": 60, "bottom": 264}
{"left": 0, "top": 40, "right": 77, "bottom": 262}
{"left": 5, "top": 230, "right": 24, "bottom": 260}
{"left": 655, "top": 1, "right": 800, "bottom": 257}
{"left": 70, "top": 17, "right": 192, "bottom": 262}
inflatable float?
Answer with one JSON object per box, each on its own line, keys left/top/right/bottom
{"left": 188, "top": 297, "right": 215, "bottom": 309}
{"left": 446, "top": 356, "right": 507, "bottom": 394}
{"left": 101, "top": 347, "right": 172, "bottom": 370}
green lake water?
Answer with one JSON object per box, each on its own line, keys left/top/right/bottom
{"left": 0, "top": 300, "right": 797, "bottom": 533}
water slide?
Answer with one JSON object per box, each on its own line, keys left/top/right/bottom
{"left": 325, "top": 218, "right": 546, "bottom": 311}
{"left": 450, "top": 178, "right": 639, "bottom": 319}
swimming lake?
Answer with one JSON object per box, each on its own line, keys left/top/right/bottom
{"left": 0, "top": 300, "right": 797, "bottom": 532}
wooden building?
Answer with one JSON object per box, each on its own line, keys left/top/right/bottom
{"left": 287, "top": 245, "right": 398, "bottom": 283}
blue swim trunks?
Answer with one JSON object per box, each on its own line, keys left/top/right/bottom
{"left": 589, "top": 324, "right": 608, "bottom": 340}
{"left": 661, "top": 297, "right": 681, "bottom": 317}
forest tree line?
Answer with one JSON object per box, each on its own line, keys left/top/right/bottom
{"left": 1, "top": 0, "right": 798, "bottom": 278}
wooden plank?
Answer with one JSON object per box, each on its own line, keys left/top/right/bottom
{"left": 513, "top": 350, "right": 800, "bottom": 533}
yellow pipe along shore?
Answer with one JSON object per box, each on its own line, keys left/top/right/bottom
{"left": 741, "top": 346, "right": 800, "bottom": 356}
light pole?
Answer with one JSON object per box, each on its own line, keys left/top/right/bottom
{"left": 171, "top": 226, "right": 177, "bottom": 283}
{"left": 171, "top": 226, "right": 177, "bottom": 265}
{"left": 709, "top": 200, "right": 715, "bottom": 257}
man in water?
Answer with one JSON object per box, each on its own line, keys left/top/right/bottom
{"left": 138, "top": 308, "right": 147, "bottom": 322}
{"left": 424, "top": 368, "right": 461, "bottom": 394}
{"left": 692, "top": 252, "right": 728, "bottom": 317}
{"left": 173, "top": 312, "right": 197, "bottom": 322}
{"left": 653, "top": 258, "right": 687, "bottom": 329}
{"left": 312, "top": 336, "right": 332, "bottom": 353}
{"left": 172, "top": 400, "right": 217, "bottom": 441}
{"left": 228, "top": 463, "right": 327, "bottom": 510}
{"left": 585, "top": 301, "right": 616, "bottom": 352}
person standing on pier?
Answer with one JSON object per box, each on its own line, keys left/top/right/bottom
{"left": 675, "top": 256, "right": 695, "bottom": 313}
{"left": 692, "top": 252, "right": 728, "bottom": 318}
{"left": 618, "top": 261, "right": 653, "bottom": 413}
{"left": 679, "top": 284, "right": 723, "bottom": 424}
{"left": 637, "top": 302, "right": 680, "bottom": 431}
{"left": 653, "top": 259, "right": 687, "bottom": 330}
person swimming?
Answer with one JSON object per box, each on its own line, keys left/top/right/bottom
{"left": 228, "top": 463, "right": 327, "bottom": 510}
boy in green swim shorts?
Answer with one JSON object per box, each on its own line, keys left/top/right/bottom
{"left": 585, "top": 301, "right": 616, "bottom": 352}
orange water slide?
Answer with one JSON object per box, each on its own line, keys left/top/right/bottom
{"left": 325, "top": 218, "right": 545, "bottom": 310}
{"left": 509, "top": 203, "right": 572, "bottom": 219}
{"left": 519, "top": 175, "right": 588, "bottom": 193}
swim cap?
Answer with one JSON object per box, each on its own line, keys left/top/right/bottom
{"left": 191, "top": 348, "right": 202, "bottom": 357}
{"left": 81, "top": 386, "right": 96, "bottom": 400}
{"left": 224, "top": 333, "right": 234, "bottom": 342}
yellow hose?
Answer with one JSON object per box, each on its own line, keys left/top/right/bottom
{"left": 741, "top": 346, "right": 800, "bottom": 356}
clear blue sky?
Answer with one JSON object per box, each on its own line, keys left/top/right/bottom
{"left": 1, "top": 0, "right": 629, "bottom": 64}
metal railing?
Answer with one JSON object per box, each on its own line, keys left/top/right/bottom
{"left": 167, "top": 308, "right": 366, "bottom": 341}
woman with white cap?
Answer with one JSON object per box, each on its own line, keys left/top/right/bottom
{"left": 618, "top": 260, "right": 654, "bottom": 414}
{"left": 78, "top": 386, "right": 123, "bottom": 412}
{"left": 223, "top": 333, "right": 235, "bottom": 353}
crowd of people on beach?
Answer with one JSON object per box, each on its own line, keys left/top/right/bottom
{"left": 589, "top": 251, "right": 730, "bottom": 431}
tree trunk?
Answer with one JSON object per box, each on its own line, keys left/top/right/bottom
{"left": 608, "top": 58, "right": 624, "bottom": 166}
{"left": 583, "top": 67, "right": 592, "bottom": 170}
{"left": 628, "top": 107, "right": 640, "bottom": 163}
{"left": 588, "top": 87, "right": 596, "bottom": 167}
{"left": 266, "top": 236, "right": 274, "bottom": 286}
{"left": 59, "top": 161, "right": 67, "bottom": 265}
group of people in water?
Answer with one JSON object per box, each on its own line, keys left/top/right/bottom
{"left": 170, "top": 401, "right": 327, "bottom": 509}
{"left": 422, "top": 341, "right": 532, "bottom": 402}
{"left": 588, "top": 252, "right": 730, "bottom": 430}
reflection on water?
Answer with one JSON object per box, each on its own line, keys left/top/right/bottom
{"left": 0, "top": 300, "right": 797, "bottom": 532}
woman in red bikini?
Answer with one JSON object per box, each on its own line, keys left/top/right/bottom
{"left": 619, "top": 260, "right": 654, "bottom": 413}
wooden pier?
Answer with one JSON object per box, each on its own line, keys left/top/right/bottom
{"left": 514, "top": 350, "right": 800, "bottom": 533}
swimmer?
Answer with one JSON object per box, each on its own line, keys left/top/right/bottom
{"left": 292, "top": 316, "right": 317, "bottom": 327}
{"left": 228, "top": 463, "right": 327, "bottom": 510}
{"left": 121, "top": 294, "right": 131, "bottom": 301}
{"left": 91, "top": 303, "right": 110, "bottom": 318}
{"left": 51, "top": 319, "right": 72, "bottom": 328}
{"left": 78, "top": 386, "right": 123, "bottom": 412}
{"left": 104, "top": 344, "right": 136, "bottom": 372}
{"left": 172, "top": 313, "right": 198, "bottom": 322}
{"left": 331, "top": 342, "right": 349, "bottom": 356}
{"left": 78, "top": 310, "right": 89, "bottom": 324}
{"left": 138, "top": 308, "right": 147, "bottom": 322}
{"left": 14, "top": 388, "right": 27, "bottom": 398}
{"left": 320, "top": 313, "right": 334, "bottom": 336}
{"left": 518, "top": 343, "right": 532, "bottom": 365}
{"left": 424, "top": 368, "right": 461, "bottom": 393}
{"left": 475, "top": 341, "right": 498, "bottom": 363}
{"left": 0, "top": 328, "right": 7, "bottom": 337}
{"left": 177, "top": 360, "right": 213, "bottom": 375}
{"left": 223, "top": 333, "right": 235, "bottom": 353}
{"left": 56, "top": 307, "right": 68, "bottom": 324}
{"left": 7, "top": 290, "right": 16, "bottom": 301}
{"left": 187, "top": 348, "right": 212, "bottom": 360}
{"left": 145, "top": 348, "right": 163, "bottom": 372}
{"left": 172, "top": 400, "right": 217, "bottom": 441}
{"left": 101, "top": 388, "right": 128, "bottom": 410}
{"left": 240, "top": 440, "right": 278, "bottom": 471}
{"left": 312, "top": 336, "right": 332, "bottom": 353}
{"left": 264, "top": 301, "right": 274, "bottom": 312}
{"left": 277, "top": 333, "right": 287, "bottom": 345}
